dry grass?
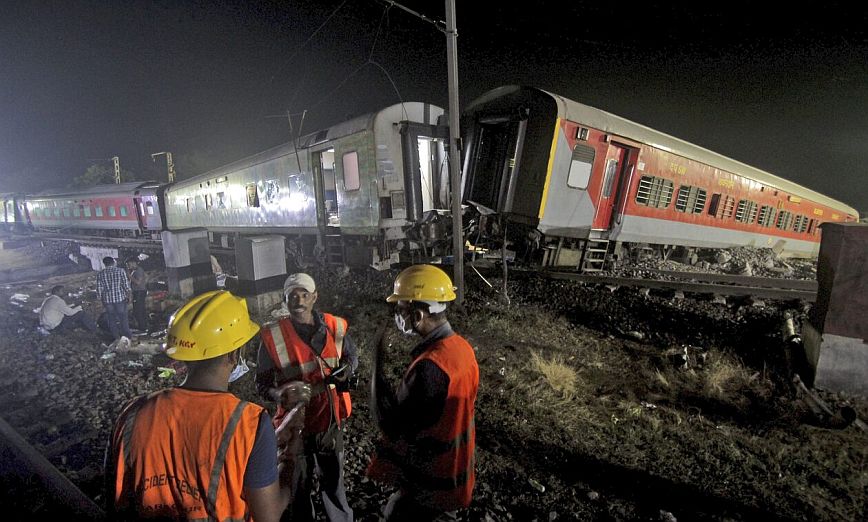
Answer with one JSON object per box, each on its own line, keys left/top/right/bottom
{"left": 530, "top": 350, "right": 577, "bottom": 401}
{"left": 703, "top": 353, "right": 756, "bottom": 398}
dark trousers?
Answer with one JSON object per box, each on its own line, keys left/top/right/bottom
{"left": 53, "top": 311, "right": 99, "bottom": 335}
{"left": 103, "top": 301, "right": 133, "bottom": 340}
{"left": 382, "top": 490, "right": 458, "bottom": 522}
{"left": 284, "top": 437, "right": 353, "bottom": 522}
{"left": 132, "top": 290, "right": 147, "bottom": 331}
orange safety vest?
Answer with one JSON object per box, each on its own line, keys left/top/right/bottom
{"left": 109, "top": 388, "right": 264, "bottom": 521}
{"left": 260, "top": 313, "right": 352, "bottom": 433}
{"left": 367, "top": 333, "right": 479, "bottom": 511}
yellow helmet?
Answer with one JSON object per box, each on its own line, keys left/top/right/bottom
{"left": 386, "top": 264, "right": 456, "bottom": 303}
{"left": 165, "top": 290, "right": 261, "bottom": 361}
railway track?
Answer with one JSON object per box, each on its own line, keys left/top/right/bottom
{"left": 545, "top": 269, "right": 817, "bottom": 302}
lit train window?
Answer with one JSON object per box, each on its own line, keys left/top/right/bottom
{"left": 758, "top": 205, "right": 776, "bottom": 227}
{"left": 73, "top": 206, "right": 80, "bottom": 217}
{"left": 95, "top": 206, "right": 103, "bottom": 217}
{"left": 246, "top": 184, "right": 260, "bottom": 207}
{"left": 675, "top": 185, "right": 707, "bottom": 214}
{"left": 567, "top": 144, "right": 595, "bottom": 189}
{"left": 54, "top": 207, "right": 61, "bottom": 217}
{"left": 343, "top": 151, "right": 360, "bottom": 191}
{"left": 735, "top": 200, "right": 757, "bottom": 223}
{"left": 33, "top": 208, "right": 41, "bottom": 217}
{"left": 62, "top": 207, "right": 70, "bottom": 217}
{"left": 635, "top": 175, "right": 673, "bottom": 208}
{"left": 84, "top": 206, "right": 92, "bottom": 217}
{"left": 108, "top": 206, "right": 116, "bottom": 217}
{"left": 120, "top": 206, "right": 128, "bottom": 217}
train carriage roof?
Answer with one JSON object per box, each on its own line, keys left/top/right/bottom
{"left": 29, "top": 181, "right": 162, "bottom": 199}
{"left": 468, "top": 86, "right": 857, "bottom": 217}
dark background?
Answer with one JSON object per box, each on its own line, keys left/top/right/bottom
{"left": 1, "top": 1, "right": 866, "bottom": 212}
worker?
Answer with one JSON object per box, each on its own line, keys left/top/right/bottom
{"left": 255, "top": 272, "right": 357, "bottom": 522}
{"left": 105, "top": 290, "right": 303, "bottom": 521}
{"left": 368, "top": 264, "right": 480, "bottom": 521}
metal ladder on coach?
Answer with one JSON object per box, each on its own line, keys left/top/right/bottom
{"left": 323, "top": 229, "right": 345, "bottom": 265}
{"left": 581, "top": 238, "right": 610, "bottom": 272}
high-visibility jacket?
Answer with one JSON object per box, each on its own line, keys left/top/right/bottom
{"left": 108, "top": 388, "right": 264, "bottom": 521}
{"left": 367, "top": 333, "right": 479, "bottom": 511}
{"left": 260, "top": 313, "right": 352, "bottom": 433}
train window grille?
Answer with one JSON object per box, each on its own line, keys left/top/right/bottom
{"left": 776, "top": 210, "right": 793, "bottom": 230}
{"left": 721, "top": 196, "right": 735, "bottom": 219}
{"left": 793, "top": 215, "right": 809, "bottom": 233}
{"left": 567, "top": 144, "right": 595, "bottom": 189}
{"left": 735, "top": 200, "right": 757, "bottom": 223}
{"left": 758, "top": 205, "right": 776, "bottom": 227}
{"left": 675, "top": 185, "right": 707, "bottom": 213}
{"left": 635, "top": 176, "right": 673, "bottom": 208}
{"left": 343, "top": 151, "right": 361, "bottom": 191}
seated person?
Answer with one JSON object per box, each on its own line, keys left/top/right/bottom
{"left": 38, "top": 285, "right": 99, "bottom": 335}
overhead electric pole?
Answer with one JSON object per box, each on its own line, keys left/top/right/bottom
{"left": 151, "top": 152, "right": 176, "bottom": 183}
{"left": 445, "top": 0, "right": 464, "bottom": 305}
{"left": 112, "top": 156, "right": 121, "bottom": 184}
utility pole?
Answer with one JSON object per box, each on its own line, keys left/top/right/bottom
{"left": 112, "top": 156, "right": 121, "bottom": 184}
{"left": 445, "top": 0, "right": 464, "bottom": 305}
{"left": 151, "top": 152, "right": 176, "bottom": 183}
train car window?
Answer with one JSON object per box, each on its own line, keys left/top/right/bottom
{"left": 794, "top": 215, "right": 809, "bottom": 233}
{"left": 95, "top": 206, "right": 103, "bottom": 217}
{"left": 635, "top": 175, "right": 673, "bottom": 208}
{"left": 264, "top": 180, "right": 280, "bottom": 204}
{"left": 108, "top": 206, "right": 116, "bottom": 217}
{"left": 602, "top": 159, "right": 618, "bottom": 197}
{"left": 707, "top": 193, "right": 721, "bottom": 216}
{"left": 735, "top": 200, "right": 757, "bottom": 223}
{"left": 73, "top": 206, "right": 81, "bottom": 217}
{"left": 216, "top": 192, "right": 228, "bottom": 209}
{"left": 721, "top": 196, "right": 735, "bottom": 219}
{"left": 53, "top": 207, "right": 60, "bottom": 217}
{"left": 675, "top": 185, "right": 707, "bottom": 214}
{"left": 342, "top": 151, "right": 360, "bottom": 191}
{"left": 204, "top": 194, "right": 213, "bottom": 210}
{"left": 185, "top": 198, "right": 194, "bottom": 213}
{"left": 62, "top": 207, "right": 71, "bottom": 217}
{"left": 120, "top": 205, "right": 128, "bottom": 217}
{"left": 567, "top": 144, "right": 595, "bottom": 189}
{"left": 758, "top": 205, "right": 776, "bottom": 227}
{"left": 146, "top": 202, "right": 154, "bottom": 215}
{"left": 775, "top": 210, "right": 793, "bottom": 230}
{"left": 807, "top": 218, "right": 817, "bottom": 235}
{"left": 246, "top": 184, "right": 260, "bottom": 207}
{"left": 33, "top": 208, "right": 40, "bottom": 218}
{"left": 84, "top": 206, "right": 92, "bottom": 217}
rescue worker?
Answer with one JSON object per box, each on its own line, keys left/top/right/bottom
{"left": 255, "top": 272, "right": 357, "bottom": 522}
{"left": 368, "top": 264, "right": 480, "bottom": 521}
{"left": 105, "top": 290, "right": 302, "bottom": 521}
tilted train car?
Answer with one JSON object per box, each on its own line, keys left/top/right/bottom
{"left": 164, "top": 102, "right": 449, "bottom": 268}
{"left": 1, "top": 193, "right": 30, "bottom": 233}
{"left": 461, "top": 85, "right": 859, "bottom": 269}
{"left": 26, "top": 181, "right": 164, "bottom": 237}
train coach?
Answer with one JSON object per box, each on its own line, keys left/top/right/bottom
{"left": 24, "top": 182, "right": 164, "bottom": 237}
{"left": 163, "top": 101, "right": 449, "bottom": 268}
{"left": 1, "top": 193, "right": 29, "bottom": 233}
{"left": 460, "top": 85, "right": 859, "bottom": 270}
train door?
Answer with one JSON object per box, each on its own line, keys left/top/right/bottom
{"left": 591, "top": 143, "right": 637, "bottom": 230}
{"left": 312, "top": 148, "right": 339, "bottom": 227}
{"left": 133, "top": 196, "right": 147, "bottom": 234}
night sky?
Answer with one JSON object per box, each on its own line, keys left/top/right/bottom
{"left": 2, "top": 1, "right": 867, "bottom": 213}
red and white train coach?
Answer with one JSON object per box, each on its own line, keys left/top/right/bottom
{"left": 461, "top": 85, "right": 859, "bottom": 269}
{"left": 26, "top": 181, "right": 164, "bottom": 237}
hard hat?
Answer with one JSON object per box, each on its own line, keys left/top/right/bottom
{"left": 386, "top": 264, "right": 456, "bottom": 303}
{"left": 165, "top": 290, "right": 261, "bottom": 361}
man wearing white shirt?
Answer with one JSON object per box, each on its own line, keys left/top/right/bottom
{"left": 38, "top": 285, "right": 99, "bottom": 334}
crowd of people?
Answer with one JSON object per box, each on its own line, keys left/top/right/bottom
{"left": 103, "top": 264, "right": 480, "bottom": 522}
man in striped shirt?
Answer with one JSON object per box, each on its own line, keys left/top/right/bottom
{"left": 97, "top": 256, "right": 133, "bottom": 342}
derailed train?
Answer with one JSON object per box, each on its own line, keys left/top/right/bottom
{"left": 2, "top": 86, "right": 859, "bottom": 269}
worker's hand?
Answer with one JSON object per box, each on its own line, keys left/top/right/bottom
{"left": 275, "top": 381, "right": 311, "bottom": 409}
{"left": 325, "top": 364, "right": 351, "bottom": 391}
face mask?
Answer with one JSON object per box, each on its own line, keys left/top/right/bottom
{"left": 394, "top": 312, "right": 415, "bottom": 335}
{"left": 228, "top": 356, "right": 250, "bottom": 383}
